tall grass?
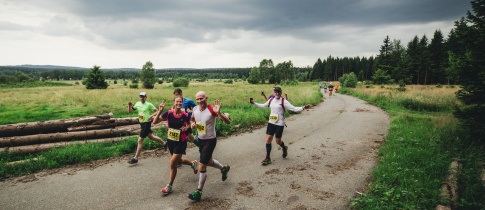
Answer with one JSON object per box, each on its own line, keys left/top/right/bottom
{"left": 0, "top": 82, "right": 322, "bottom": 178}
{"left": 342, "top": 86, "right": 485, "bottom": 209}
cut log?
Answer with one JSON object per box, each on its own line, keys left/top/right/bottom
{"left": 66, "top": 117, "right": 139, "bottom": 132}
{"left": 0, "top": 135, "right": 139, "bottom": 154}
{"left": 0, "top": 113, "right": 114, "bottom": 137}
{"left": 0, "top": 122, "right": 166, "bottom": 147}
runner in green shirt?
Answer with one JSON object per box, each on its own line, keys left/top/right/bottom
{"left": 127, "top": 92, "right": 166, "bottom": 164}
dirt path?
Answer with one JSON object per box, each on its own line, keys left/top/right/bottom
{"left": 0, "top": 91, "right": 389, "bottom": 209}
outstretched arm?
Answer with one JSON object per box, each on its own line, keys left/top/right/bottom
{"left": 214, "top": 99, "right": 231, "bottom": 124}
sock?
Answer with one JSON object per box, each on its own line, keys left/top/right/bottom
{"left": 280, "top": 142, "right": 286, "bottom": 149}
{"left": 212, "top": 159, "right": 224, "bottom": 170}
{"left": 198, "top": 171, "right": 207, "bottom": 190}
{"left": 266, "top": 144, "right": 272, "bottom": 159}
{"left": 134, "top": 156, "right": 138, "bottom": 160}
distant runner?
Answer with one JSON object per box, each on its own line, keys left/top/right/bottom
{"left": 187, "top": 91, "right": 232, "bottom": 201}
{"left": 153, "top": 96, "right": 198, "bottom": 195}
{"left": 319, "top": 82, "right": 322, "bottom": 90}
{"left": 324, "top": 83, "right": 328, "bottom": 93}
{"left": 335, "top": 83, "right": 339, "bottom": 95}
{"left": 127, "top": 92, "right": 167, "bottom": 164}
{"left": 328, "top": 82, "right": 334, "bottom": 98}
{"left": 251, "top": 87, "right": 312, "bottom": 165}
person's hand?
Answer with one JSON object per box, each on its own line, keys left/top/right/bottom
{"left": 128, "top": 102, "right": 133, "bottom": 107}
{"left": 191, "top": 122, "right": 196, "bottom": 129}
{"left": 304, "top": 104, "right": 313, "bottom": 109}
{"left": 181, "top": 125, "right": 188, "bottom": 132}
{"left": 159, "top": 100, "right": 166, "bottom": 111}
{"left": 213, "top": 99, "right": 222, "bottom": 114}
{"left": 148, "top": 116, "right": 154, "bottom": 121}
{"left": 187, "top": 108, "right": 193, "bottom": 113}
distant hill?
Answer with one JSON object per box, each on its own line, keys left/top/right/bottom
{"left": 2, "top": 65, "right": 239, "bottom": 71}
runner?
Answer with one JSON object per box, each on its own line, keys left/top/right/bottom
{"left": 251, "top": 87, "right": 312, "bottom": 165}
{"left": 173, "top": 88, "right": 199, "bottom": 147}
{"left": 323, "top": 83, "right": 328, "bottom": 93}
{"left": 152, "top": 96, "right": 198, "bottom": 195}
{"left": 127, "top": 92, "right": 167, "bottom": 164}
{"left": 335, "top": 83, "right": 339, "bottom": 95}
{"left": 328, "top": 82, "right": 334, "bottom": 98}
{"left": 186, "top": 91, "right": 231, "bottom": 201}
{"left": 262, "top": 87, "right": 288, "bottom": 101}
{"left": 319, "top": 82, "right": 322, "bottom": 90}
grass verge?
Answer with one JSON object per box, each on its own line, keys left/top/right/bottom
{"left": 340, "top": 87, "right": 485, "bottom": 209}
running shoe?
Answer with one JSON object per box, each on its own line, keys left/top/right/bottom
{"left": 127, "top": 158, "right": 138, "bottom": 164}
{"left": 163, "top": 141, "right": 167, "bottom": 151}
{"left": 261, "top": 158, "right": 272, "bottom": 165}
{"left": 221, "top": 165, "right": 230, "bottom": 181}
{"left": 191, "top": 160, "right": 198, "bottom": 174}
{"left": 282, "top": 146, "right": 288, "bottom": 158}
{"left": 161, "top": 184, "right": 172, "bottom": 195}
{"left": 187, "top": 189, "right": 202, "bottom": 201}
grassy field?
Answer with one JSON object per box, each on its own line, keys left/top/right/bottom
{"left": 0, "top": 81, "right": 323, "bottom": 178}
{"left": 341, "top": 85, "right": 485, "bottom": 209}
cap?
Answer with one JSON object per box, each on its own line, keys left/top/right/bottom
{"left": 139, "top": 92, "right": 147, "bottom": 97}
{"left": 330, "top": 82, "right": 332, "bottom": 85}
{"left": 274, "top": 87, "right": 282, "bottom": 93}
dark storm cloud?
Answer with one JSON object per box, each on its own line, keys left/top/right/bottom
{"left": 29, "top": 0, "right": 471, "bottom": 49}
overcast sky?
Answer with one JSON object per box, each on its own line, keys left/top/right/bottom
{"left": 0, "top": 0, "right": 471, "bottom": 69}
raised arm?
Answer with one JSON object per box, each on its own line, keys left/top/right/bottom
{"left": 128, "top": 102, "right": 134, "bottom": 113}
{"left": 213, "top": 100, "right": 231, "bottom": 124}
{"left": 152, "top": 100, "right": 167, "bottom": 124}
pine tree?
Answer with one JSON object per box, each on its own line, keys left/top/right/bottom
{"left": 449, "top": 0, "right": 485, "bottom": 144}
{"left": 85, "top": 65, "right": 108, "bottom": 89}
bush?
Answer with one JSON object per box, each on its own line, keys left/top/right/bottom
{"left": 75, "top": 82, "right": 79, "bottom": 85}
{"left": 131, "top": 79, "right": 138, "bottom": 84}
{"left": 398, "top": 79, "right": 406, "bottom": 91}
{"left": 114, "top": 80, "right": 117, "bottom": 84}
{"left": 129, "top": 83, "right": 138, "bottom": 89}
{"left": 172, "top": 78, "right": 190, "bottom": 87}
{"left": 224, "top": 79, "right": 233, "bottom": 84}
{"left": 123, "top": 81, "right": 128, "bottom": 86}
{"left": 85, "top": 65, "right": 109, "bottom": 89}
{"left": 341, "top": 72, "right": 358, "bottom": 88}
{"left": 446, "top": 85, "right": 455, "bottom": 88}
{"left": 157, "top": 79, "right": 163, "bottom": 84}
{"left": 436, "top": 84, "right": 443, "bottom": 88}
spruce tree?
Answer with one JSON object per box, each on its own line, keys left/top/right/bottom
{"left": 85, "top": 65, "right": 108, "bottom": 89}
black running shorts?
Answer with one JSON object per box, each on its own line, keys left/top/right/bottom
{"left": 199, "top": 138, "right": 217, "bottom": 165}
{"left": 168, "top": 139, "right": 187, "bottom": 155}
{"left": 139, "top": 122, "right": 152, "bottom": 138}
{"left": 266, "top": 123, "right": 284, "bottom": 139}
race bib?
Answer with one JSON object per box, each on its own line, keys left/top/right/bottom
{"left": 269, "top": 113, "right": 278, "bottom": 122}
{"left": 196, "top": 121, "right": 206, "bottom": 134}
{"left": 167, "top": 128, "right": 181, "bottom": 141}
{"left": 138, "top": 113, "right": 145, "bottom": 121}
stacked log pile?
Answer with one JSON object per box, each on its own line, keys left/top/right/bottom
{"left": 0, "top": 113, "right": 166, "bottom": 154}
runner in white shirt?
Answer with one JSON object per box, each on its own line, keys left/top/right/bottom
{"left": 251, "top": 87, "right": 312, "bottom": 165}
{"left": 187, "top": 91, "right": 231, "bottom": 201}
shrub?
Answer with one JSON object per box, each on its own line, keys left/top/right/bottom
{"left": 224, "top": 79, "right": 233, "bottom": 84}
{"left": 114, "top": 80, "right": 117, "bottom": 84}
{"left": 157, "top": 79, "right": 163, "bottom": 84}
{"left": 75, "top": 82, "right": 79, "bottom": 85}
{"left": 436, "top": 84, "right": 443, "bottom": 88}
{"left": 123, "top": 81, "right": 128, "bottom": 86}
{"left": 172, "top": 78, "right": 190, "bottom": 87}
{"left": 398, "top": 80, "right": 406, "bottom": 91}
{"left": 131, "top": 79, "right": 138, "bottom": 84}
{"left": 85, "top": 65, "right": 109, "bottom": 89}
{"left": 129, "top": 83, "right": 138, "bottom": 89}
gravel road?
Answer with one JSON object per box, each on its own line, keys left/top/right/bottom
{"left": 0, "top": 91, "right": 390, "bottom": 209}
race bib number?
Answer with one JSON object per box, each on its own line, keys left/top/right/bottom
{"left": 269, "top": 113, "right": 278, "bottom": 122}
{"left": 138, "top": 113, "right": 145, "bottom": 121}
{"left": 167, "top": 128, "right": 181, "bottom": 141}
{"left": 196, "top": 121, "right": 206, "bottom": 134}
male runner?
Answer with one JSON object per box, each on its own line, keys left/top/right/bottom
{"left": 323, "top": 83, "right": 328, "bottom": 93}
{"left": 328, "top": 82, "right": 334, "bottom": 98}
{"left": 251, "top": 87, "right": 312, "bottom": 165}
{"left": 335, "top": 83, "right": 339, "bottom": 95}
{"left": 127, "top": 92, "right": 166, "bottom": 164}
{"left": 187, "top": 91, "right": 231, "bottom": 201}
